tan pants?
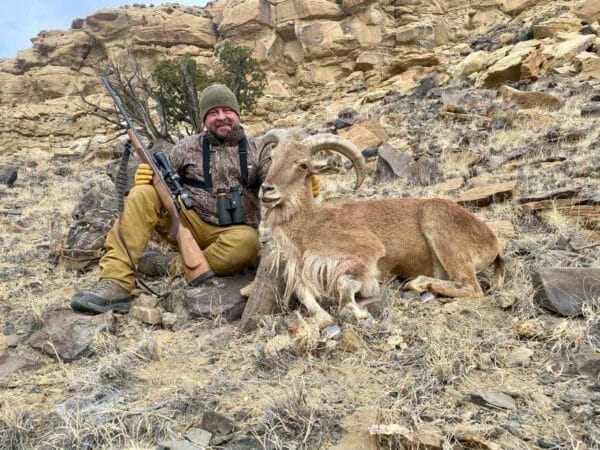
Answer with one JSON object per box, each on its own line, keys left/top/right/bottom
{"left": 99, "top": 185, "right": 259, "bottom": 291}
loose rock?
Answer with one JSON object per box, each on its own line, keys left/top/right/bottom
{"left": 0, "top": 166, "right": 18, "bottom": 186}
{"left": 130, "top": 306, "right": 162, "bottom": 325}
{"left": 503, "top": 346, "right": 534, "bottom": 368}
{"left": 29, "top": 308, "right": 115, "bottom": 361}
{"left": 533, "top": 267, "right": 600, "bottom": 316}
{"left": 186, "top": 273, "right": 253, "bottom": 321}
{"left": 0, "top": 354, "right": 44, "bottom": 378}
{"left": 470, "top": 390, "right": 517, "bottom": 410}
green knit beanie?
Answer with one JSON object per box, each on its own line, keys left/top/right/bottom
{"left": 199, "top": 84, "right": 240, "bottom": 123}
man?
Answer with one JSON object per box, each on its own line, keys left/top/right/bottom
{"left": 71, "top": 84, "right": 318, "bottom": 314}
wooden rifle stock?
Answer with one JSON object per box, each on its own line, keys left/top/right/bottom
{"left": 126, "top": 130, "right": 214, "bottom": 286}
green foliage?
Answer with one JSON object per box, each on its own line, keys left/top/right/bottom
{"left": 152, "top": 58, "right": 212, "bottom": 133}
{"left": 216, "top": 42, "right": 267, "bottom": 114}
{"left": 99, "top": 44, "right": 267, "bottom": 141}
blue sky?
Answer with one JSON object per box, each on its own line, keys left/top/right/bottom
{"left": 0, "top": 1, "right": 207, "bottom": 58}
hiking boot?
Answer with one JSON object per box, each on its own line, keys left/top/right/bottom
{"left": 70, "top": 279, "right": 132, "bottom": 314}
{"left": 137, "top": 251, "right": 179, "bottom": 278}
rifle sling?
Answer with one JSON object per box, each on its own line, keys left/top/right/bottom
{"left": 180, "top": 136, "right": 249, "bottom": 191}
{"left": 116, "top": 140, "right": 132, "bottom": 213}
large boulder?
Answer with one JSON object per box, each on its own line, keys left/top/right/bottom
{"left": 498, "top": 85, "right": 565, "bottom": 111}
{"left": 396, "top": 21, "right": 445, "bottom": 46}
{"left": 219, "top": 0, "right": 273, "bottom": 37}
{"left": 387, "top": 46, "right": 440, "bottom": 76}
{"left": 27, "top": 65, "right": 96, "bottom": 100}
{"left": 500, "top": 0, "right": 537, "bottom": 16}
{"left": 341, "top": 0, "right": 378, "bottom": 14}
{"left": 274, "top": 0, "right": 344, "bottom": 28}
{"left": 574, "top": 0, "right": 600, "bottom": 23}
{"left": 295, "top": 17, "right": 382, "bottom": 60}
{"left": 478, "top": 41, "right": 544, "bottom": 87}
{"left": 0, "top": 73, "right": 31, "bottom": 106}
{"left": 575, "top": 52, "right": 600, "bottom": 80}
{"left": 452, "top": 50, "right": 490, "bottom": 77}
{"left": 12, "top": 30, "right": 96, "bottom": 74}
{"left": 532, "top": 16, "right": 584, "bottom": 39}
{"left": 544, "top": 33, "right": 596, "bottom": 62}
{"left": 85, "top": 7, "right": 217, "bottom": 48}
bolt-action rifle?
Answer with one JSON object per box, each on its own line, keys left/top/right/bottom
{"left": 101, "top": 76, "right": 214, "bottom": 286}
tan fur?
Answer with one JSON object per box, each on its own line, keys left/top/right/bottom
{"left": 260, "top": 138, "right": 504, "bottom": 325}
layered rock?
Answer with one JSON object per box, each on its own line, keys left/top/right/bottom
{"left": 1, "top": 0, "right": 595, "bottom": 151}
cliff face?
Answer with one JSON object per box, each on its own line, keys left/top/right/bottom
{"left": 0, "top": 0, "right": 598, "bottom": 152}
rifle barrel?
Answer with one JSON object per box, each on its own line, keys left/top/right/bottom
{"left": 101, "top": 76, "right": 145, "bottom": 149}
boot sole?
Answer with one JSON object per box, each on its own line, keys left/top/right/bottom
{"left": 70, "top": 296, "right": 131, "bottom": 314}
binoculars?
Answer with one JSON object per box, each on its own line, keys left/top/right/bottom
{"left": 216, "top": 187, "right": 245, "bottom": 225}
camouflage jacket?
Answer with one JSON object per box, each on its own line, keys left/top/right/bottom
{"left": 169, "top": 127, "right": 271, "bottom": 228}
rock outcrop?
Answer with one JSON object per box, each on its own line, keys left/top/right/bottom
{"left": 5, "top": 0, "right": 595, "bottom": 153}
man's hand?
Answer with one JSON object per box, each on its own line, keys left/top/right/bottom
{"left": 311, "top": 175, "right": 320, "bottom": 197}
{"left": 134, "top": 163, "right": 154, "bottom": 185}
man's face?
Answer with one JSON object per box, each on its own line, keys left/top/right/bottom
{"left": 205, "top": 106, "right": 240, "bottom": 138}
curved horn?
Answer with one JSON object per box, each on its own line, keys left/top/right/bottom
{"left": 257, "top": 128, "right": 292, "bottom": 153}
{"left": 304, "top": 134, "right": 365, "bottom": 189}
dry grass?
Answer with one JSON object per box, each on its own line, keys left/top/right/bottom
{"left": 261, "top": 381, "right": 339, "bottom": 450}
{"left": 0, "top": 406, "right": 35, "bottom": 450}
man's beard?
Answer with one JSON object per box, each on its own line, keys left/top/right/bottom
{"left": 213, "top": 119, "right": 233, "bottom": 137}
{"left": 208, "top": 122, "right": 243, "bottom": 145}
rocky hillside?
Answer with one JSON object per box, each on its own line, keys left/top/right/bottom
{"left": 1, "top": 0, "right": 597, "bottom": 151}
{"left": 1, "top": 0, "right": 600, "bottom": 449}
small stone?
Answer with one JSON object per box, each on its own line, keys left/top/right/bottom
{"left": 339, "top": 329, "right": 369, "bottom": 353}
{"left": 338, "top": 308, "right": 354, "bottom": 323}
{"left": 0, "top": 334, "right": 22, "bottom": 351}
{"left": 581, "top": 104, "right": 600, "bottom": 117}
{"left": 512, "top": 319, "right": 546, "bottom": 339}
{"left": 221, "top": 435, "right": 263, "bottom": 450}
{"left": 373, "top": 145, "right": 413, "bottom": 182}
{"left": 361, "top": 147, "right": 378, "bottom": 160}
{"left": 157, "top": 440, "right": 199, "bottom": 450}
{"left": 322, "top": 324, "right": 342, "bottom": 341}
{"left": 161, "top": 312, "right": 178, "bottom": 329}
{"left": 130, "top": 306, "right": 162, "bottom": 325}
{"left": 0, "top": 166, "right": 18, "bottom": 187}
{"left": 382, "top": 333, "right": 407, "bottom": 351}
{"left": 411, "top": 156, "right": 442, "bottom": 186}
{"left": 498, "top": 85, "right": 564, "bottom": 111}
{"left": 401, "top": 290, "right": 420, "bottom": 301}
{"left": 333, "top": 117, "right": 354, "bottom": 130}
{"left": 575, "top": 350, "right": 600, "bottom": 378}
{"left": 185, "top": 428, "right": 211, "bottom": 447}
{"left": 504, "top": 346, "right": 534, "bottom": 368}
{"left": 133, "top": 294, "right": 158, "bottom": 308}
{"left": 264, "top": 334, "right": 293, "bottom": 357}
{"left": 419, "top": 292, "right": 436, "bottom": 303}
{"left": 470, "top": 389, "right": 517, "bottom": 410}
{"left": 185, "top": 273, "right": 253, "bottom": 322}
{"left": 201, "top": 411, "right": 235, "bottom": 437}
{"left": 570, "top": 404, "right": 594, "bottom": 418}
